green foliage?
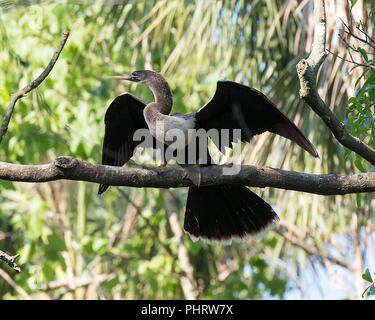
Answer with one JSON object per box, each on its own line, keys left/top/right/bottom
{"left": 0, "top": 0, "right": 297, "bottom": 300}
{"left": 344, "top": 57, "right": 375, "bottom": 174}
{"left": 0, "top": 0, "right": 374, "bottom": 300}
{"left": 362, "top": 268, "right": 375, "bottom": 298}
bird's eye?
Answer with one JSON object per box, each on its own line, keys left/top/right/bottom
{"left": 132, "top": 72, "right": 138, "bottom": 77}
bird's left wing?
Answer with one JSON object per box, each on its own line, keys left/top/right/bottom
{"left": 195, "top": 81, "right": 319, "bottom": 157}
{"left": 99, "top": 93, "right": 154, "bottom": 194}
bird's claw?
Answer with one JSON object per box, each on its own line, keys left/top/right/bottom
{"left": 183, "top": 166, "right": 201, "bottom": 187}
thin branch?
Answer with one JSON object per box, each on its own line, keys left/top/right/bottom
{"left": 51, "top": 209, "right": 106, "bottom": 299}
{"left": 52, "top": 274, "right": 115, "bottom": 300}
{"left": 118, "top": 187, "right": 200, "bottom": 299}
{"left": 164, "top": 190, "right": 200, "bottom": 300}
{"left": 0, "top": 268, "right": 31, "bottom": 299}
{"left": 296, "top": 0, "right": 375, "bottom": 165}
{"left": 273, "top": 229, "right": 349, "bottom": 269}
{"left": 328, "top": 28, "right": 375, "bottom": 70}
{"left": 345, "top": 0, "right": 353, "bottom": 31}
{"left": 108, "top": 189, "right": 142, "bottom": 248}
{"left": 339, "top": 33, "right": 375, "bottom": 56}
{"left": 357, "top": 22, "right": 375, "bottom": 45}
{"left": 340, "top": 17, "right": 375, "bottom": 49}
{"left": 326, "top": 49, "right": 375, "bottom": 70}
{"left": 0, "top": 250, "right": 21, "bottom": 272}
{"left": 38, "top": 273, "right": 115, "bottom": 292}
{"left": 1, "top": 156, "right": 375, "bottom": 195}
{"left": 351, "top": 213, "right": 365, "bottom": 298}
{"left": 275, "top": 222, "right": 349, "bottom": 268}
{"left": 324, "top": 259, "right": 355, "bottom": 299}
{"left": 117, "top": 188, "right": 174, "bottom": 257}
{"left": 0, "top": 31, "right": 69, "bottom": 144}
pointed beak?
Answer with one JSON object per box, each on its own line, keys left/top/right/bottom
{"left": 106, "top": 75, "right": 132, "bottom": 80}
{"left": 105, "top": 74, "right": 140, "bottom": 82}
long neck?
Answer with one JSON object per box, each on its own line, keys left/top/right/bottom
{"left": 148, "top": 78, "right": 173, "bottom": 115}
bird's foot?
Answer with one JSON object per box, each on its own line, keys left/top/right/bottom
{"left": 183, "top": 166, "right": 201, "bottom": 187}
{"left": 157, "top": 157, "right": 168, "bottom": 167}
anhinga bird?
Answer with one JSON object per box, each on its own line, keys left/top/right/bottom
{"left": 99, "top": 70, "right": 318, "bottom": 244}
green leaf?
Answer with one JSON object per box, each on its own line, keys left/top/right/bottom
{"left": 18, "top": 242, "right": 35, "bottom": 264}
{"left": 28, "top": 203, "right": 46, "bottom": 239}
{"left": 372, "top": 124, "right": 375, "bottom": 143}
{"left": 356, "top": 194, "right": 362, "bottom": 208}
{"left": 356, "top": 84, "right": 375, "bottom": 102}
{"left": 357, "top": 48, "right": 369, "bottom": 63}
{"left": 362, "top": 284, "right": 375, "bottom": 297}
{"left": 363, "top": 71, "right": 375, "bottom": 87}
{"left": 354, "top": 155, "right": 366, "bottom": 172}
{"left": 362, "top": 116, "right": 372, "bottom": 130}
{"left": 45, "top": 228, "right": 66, "bottom": 261}
{"left": 368, "top": 285, "right": 375, "bottom": 295}
{"left": 362, "top": 268, "right": 373, "bottom": 282}
{"left": 347, "top": 97, "right": 358, "bottom": 105}
{"left": 343, "top": 149, "right": 352, "bottom": 162}
{"left": 92, "top": 238, "right": 109, "bottom": 255}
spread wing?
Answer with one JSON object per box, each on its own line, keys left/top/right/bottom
{"left": 98, "top": 93, "right": 154, "bottom": 194}
{"left": 195, "top": 80, "right": 318, "bottom": 157}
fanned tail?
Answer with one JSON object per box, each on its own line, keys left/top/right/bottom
{"left": 184, "top": 184, "right": 279, "bottom": 244}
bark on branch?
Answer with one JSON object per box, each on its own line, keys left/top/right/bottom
{"left": 296, "top": 0, "right": 375, "bottom": 165}
{"left": 0, "top": 250, "right": 21, "bottom": 272}
{"left": 0, "top": 31, "right": 69, "bottom": 144}
{"left": 0, "top": 156, "right": 374, "bottom": 196}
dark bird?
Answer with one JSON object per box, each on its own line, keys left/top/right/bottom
{"left": 99, "top": 70, "right": 319, "bottom": 244}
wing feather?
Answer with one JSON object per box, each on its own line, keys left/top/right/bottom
{"left": 196, "top": 81, "right": 318, "bottom": 157}
{"left": 99, "top": 93, "right": 154, "bottom": 194}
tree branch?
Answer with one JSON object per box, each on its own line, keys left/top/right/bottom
{"left": 0, "top": 156, "right": 374, "bottom": 195}
{"left": 0, "top": 268, "right": 31, "bottom": 299}
{"left": 273, "top": 227, "right": 349, "bottom": 269}
{"left": 0, "top": 31, "right": 69, "bottom": 144}
{"left": 307, "top": 0, "right": 327, "bottom": 73}
{"left": 296, "top": 0, "right": 375, "bottom": 165}
{"left": 38, "top": 273, "right": 115, "bottom": 292}
{"left": 326, "top": 49, "right": 375, "bottom": 70}
{"left": 0, "top": 250, "right": 21, "bottom": 272}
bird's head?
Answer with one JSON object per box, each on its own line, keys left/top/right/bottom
{"left": 108, "top": 70, "right": 172, "bottom": 108}
{"left": 107, "top": 70, "right": 163, "bottom": 86}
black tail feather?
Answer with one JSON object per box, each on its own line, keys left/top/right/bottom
{"left": 184, "top": 184, "right": 279, "bottom": 244}
{"left": 98, "top": 184, "right": 109, "bottom": 195}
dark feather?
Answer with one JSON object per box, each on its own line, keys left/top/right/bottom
{"left": 98, "top": 93, "right": 155, "bottom": 194}
{"left": 195, "top": 80, "right": 319, "bottom": 157}
{"left": 184, "top": 184, "right": 279, "bottom": 243}
{"left": 99, "top": 74, "right": 316, "bottom": 245}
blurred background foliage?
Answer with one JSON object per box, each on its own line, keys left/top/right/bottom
{"left": 0, "top": 0, "right": 374, "bottom": 299}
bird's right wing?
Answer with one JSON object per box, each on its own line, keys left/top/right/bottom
{"left": 195, "top": 81, "right": 319, "bottom": 157}
{"left": 99, "top": 93, "right": 153, "bottom": 194}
